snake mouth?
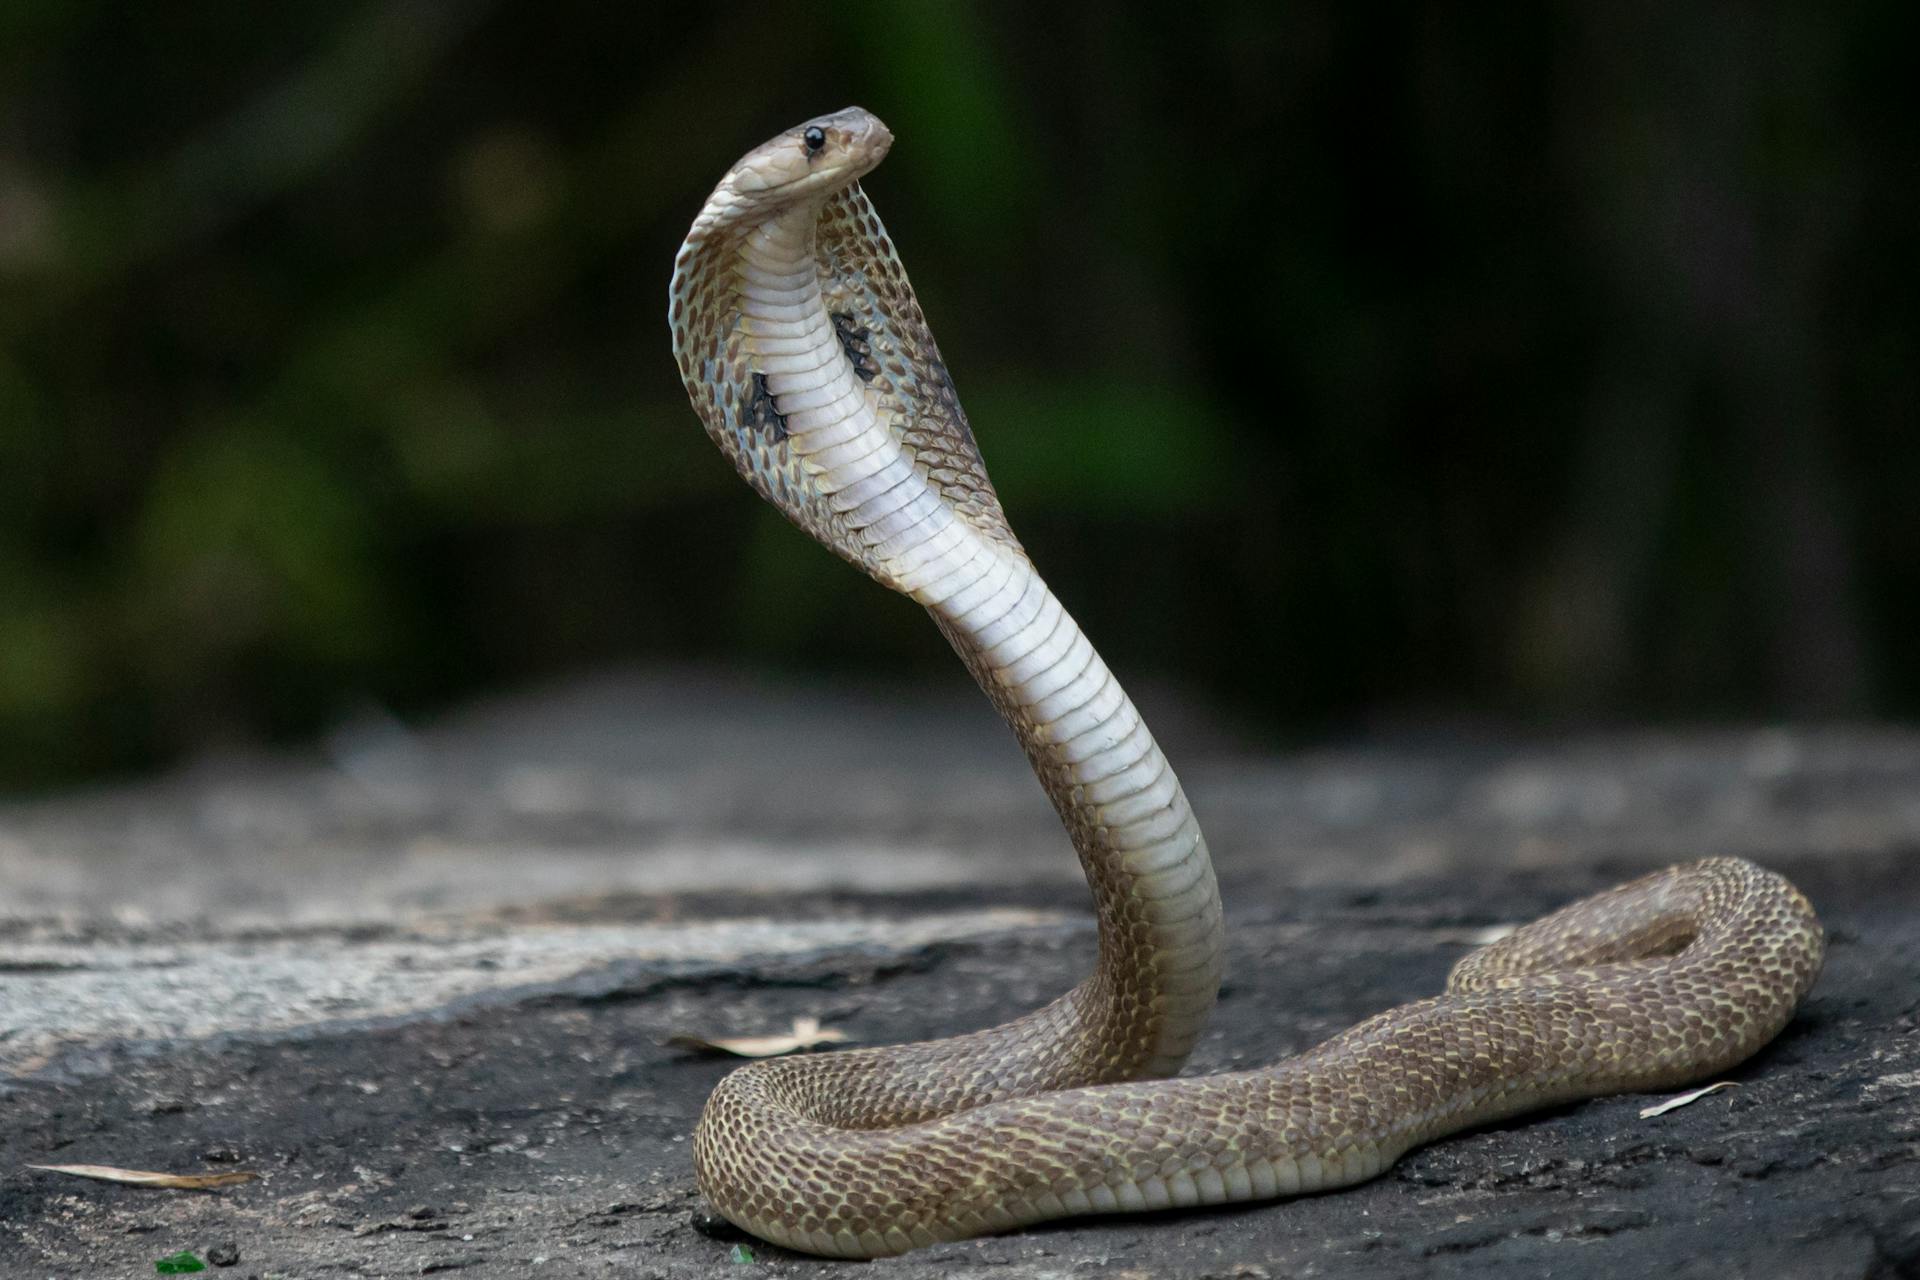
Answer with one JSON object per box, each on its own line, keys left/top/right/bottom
{"left": 820, "top": 106, "right": 893, "bottom": 169}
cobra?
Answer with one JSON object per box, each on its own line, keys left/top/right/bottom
{"left": 667, "top": 106, "right": 1825, "bottom": 1259}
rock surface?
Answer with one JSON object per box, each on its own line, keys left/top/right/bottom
{"left": 2, "top": 671, "right": 1917, "bottom": 1278}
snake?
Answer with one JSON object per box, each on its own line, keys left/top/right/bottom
{"left": 666, "top": 106, "right": 1826, "bottom": 1259}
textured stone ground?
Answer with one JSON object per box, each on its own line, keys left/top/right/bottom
{"left": 3, "top": 671, "right": 1917, "bottom": 1278}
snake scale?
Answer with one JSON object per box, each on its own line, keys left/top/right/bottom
{"left": 667, "top": 107, "right": 1826, "bottom": 1259}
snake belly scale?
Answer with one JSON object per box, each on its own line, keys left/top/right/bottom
{"left": 667, "top": 107, "right": 1825, "bottom": 1259}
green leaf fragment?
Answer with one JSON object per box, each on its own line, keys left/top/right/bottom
{"left": 155, "top": 1252, "right": 206, "bottom": 1274}
{"left": 728, "top": 1242, "right": 756, "bottom": 1263}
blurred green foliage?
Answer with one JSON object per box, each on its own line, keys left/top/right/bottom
{"left": 0, "top": 2, "right": 1915, "bottom": 789}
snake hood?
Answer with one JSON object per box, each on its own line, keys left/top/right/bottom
{"left": 685, "top": 107, "right": 892, "bottom": 241}
{"left": 669, "top": 104, "right": 1026, "bottom": 586}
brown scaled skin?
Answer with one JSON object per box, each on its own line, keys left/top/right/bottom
{"left": 668, "top": 107, "right": 1827, "bottom": 1259}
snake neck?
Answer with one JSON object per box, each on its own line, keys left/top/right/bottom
{"left": 932, "top": 581, "right": 1225, "bottom": 1079}
{"left": 728, "top": 201, "right": 1224, "bottom": 1081}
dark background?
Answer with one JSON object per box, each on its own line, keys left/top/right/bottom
{"left": 1, "top": 1, "right": 1914, "bottom": 791}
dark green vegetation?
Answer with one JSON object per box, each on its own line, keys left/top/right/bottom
{"left": 2, "top": 3, "right": 1915, "bottom": 787}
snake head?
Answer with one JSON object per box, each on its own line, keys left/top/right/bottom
{"left": 689, "top": 107, "right": 893, "bottom": 237}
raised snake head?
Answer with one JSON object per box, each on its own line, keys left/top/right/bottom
{"left": 686, "top": 107, "right": 893, "bottom": 240}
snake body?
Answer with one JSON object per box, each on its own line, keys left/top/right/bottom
{"left": 668, "top": 107, "right": 1825, "bottom": 1259}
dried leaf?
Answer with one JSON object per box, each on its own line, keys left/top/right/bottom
{"left": 666, "top": 1015, "right": 849, "bottom": 1058}
{"left": 1638, "top": 1081, "right": 1738, "bottom": 1119}
{"left": 26, "top": 1163, "right": 258, "bottom": 1190}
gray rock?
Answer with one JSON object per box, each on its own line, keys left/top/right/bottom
{"left": 2, "top": 674, "right": 1914, "bottom": 1277}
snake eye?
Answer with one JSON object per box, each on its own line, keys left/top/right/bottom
{"left": 803, "top": 126, "right": 826, "bottom": 154}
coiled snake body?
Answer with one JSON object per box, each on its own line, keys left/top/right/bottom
{"left": 668, "top": 107, "right": 1825, "bottom": 1259}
